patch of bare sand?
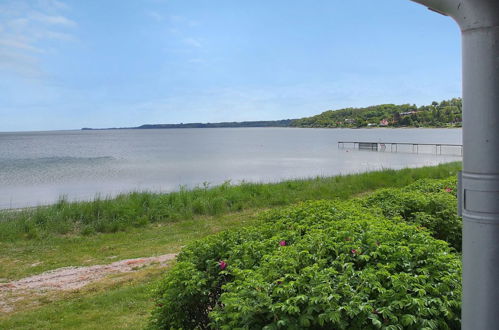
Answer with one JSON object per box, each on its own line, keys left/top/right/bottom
{"left": 0, "top": 254, "right": 177, "bottom": 313}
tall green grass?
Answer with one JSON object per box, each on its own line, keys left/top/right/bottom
{"left": 0, "top": 162, "right": 461, "bottom": 241}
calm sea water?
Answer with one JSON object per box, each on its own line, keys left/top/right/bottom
{"left": 0, "top": 128, "right": 462, "bottom": 209}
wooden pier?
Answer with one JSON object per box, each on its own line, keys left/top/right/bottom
{"left": 338, "top": 141, "right": 463, "bottom": 155}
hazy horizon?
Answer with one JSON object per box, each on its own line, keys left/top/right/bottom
{"left": 0, "top": 1, "right": 461, "bottom": 132}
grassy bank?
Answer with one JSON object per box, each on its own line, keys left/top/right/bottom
{"left": 0, "top": 163, "right": 461, "bottom": 329}
{"left": 0, "top": 209, "right": 261, "bottom": 280}
{"left": 0, "top": 163, "right": 460, "bottom": 281}
{"left": 0, "top": 162, "right": 461, "bottom": 242}
{"left": 0, "top": 266, "right": 165, "bottom": 329}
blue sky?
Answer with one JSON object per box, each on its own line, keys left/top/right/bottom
{"left": 0, "top": 0, "right": 461, "bottom": 132}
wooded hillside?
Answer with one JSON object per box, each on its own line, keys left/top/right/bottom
{"left": 291, "top": 98, "right": 462, "bottom": 128}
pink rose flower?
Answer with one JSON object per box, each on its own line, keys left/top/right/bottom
{"left": 219, "top": 260, "right": 227, "bottom": 270}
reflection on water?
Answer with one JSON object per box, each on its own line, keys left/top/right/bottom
{"left": 0, "top": 128, "right": 462, "bottom": 209}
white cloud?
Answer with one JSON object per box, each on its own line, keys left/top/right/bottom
{"left": 33, "top": 29, "right": 74, "bottom": 41}
{"left": 160, "top": 14, "right": 204, "bottom": 54}
{"left": 145, "top": 10, "right": 164, "bottom": 22}
{"left": 0, "top": 0, "right": 76, "bottom": 78}
{"left": 169, "top": 15, "right": 200, "bottom": 28}
{"left": 31, "top": 13, "right": 76, "bottom": 27}
{"left": 182, "top": 37, "right": 202, "bottom": 48}
{"left": 0, "top": 38, "right": 43, "bottom": 53}
{"left": 37, "top": 0, "right": 68, "bottom": 11}
{"left": 0, "top": 49, "right": 41, "bottom": 78}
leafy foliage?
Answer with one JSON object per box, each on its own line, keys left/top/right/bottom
{"left": 362, "top": 177, "right": 461, "bottom": 251}
{"left": 149, "top": 178, "right": 462, "bottom": 329}
{"left": 291, "top": 98, "right": 462, "bottom": 128}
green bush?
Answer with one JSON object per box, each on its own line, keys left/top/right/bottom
{"left": 403, "top": 177, "right": 457, "bottom": 196}
{"left": 149, "top": 200, "right": 461, "bottom": 329}
{"left": 362, "top": 178, "right": 461, "bottom": 251}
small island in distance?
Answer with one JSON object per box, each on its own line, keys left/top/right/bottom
{"left": 82, "top": 98, "right": 462, "bottom": 130}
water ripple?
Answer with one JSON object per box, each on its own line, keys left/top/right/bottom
{"left": 0, "top": 156, "right": 115, "bottom": 171}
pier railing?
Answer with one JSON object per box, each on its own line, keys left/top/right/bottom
{"left": 338, "top": 141, "right": 463, "bottom": 155}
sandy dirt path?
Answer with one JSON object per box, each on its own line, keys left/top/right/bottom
{"left": 0, "top": 253, "right": 177, "bottom": 313}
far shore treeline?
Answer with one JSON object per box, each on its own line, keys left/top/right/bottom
{"left": 291, "top": 98, "right": 462, "bottom": 128}
{"left": 81, "top": 98, "right": 462, "bottom": 130}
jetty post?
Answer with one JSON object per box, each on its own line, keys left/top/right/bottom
{"left": 409, "top": 0, "right": 499, "bottom": 328}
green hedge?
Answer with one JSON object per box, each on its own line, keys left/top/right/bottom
{"left": 149, "top": 189, "right": 462, "bottom": 329}
{"left": 362, "top": 177, "right": 461, "bottom": 251}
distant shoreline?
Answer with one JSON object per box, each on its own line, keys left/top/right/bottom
{"left": 78, "top": 98, "right": 463, "bottom": 131}
{"left": 81, "top": 119, "right": 295, "bottom": 131}
{"left": 82, "top": 99, "right": 463, "bottom": 131}
{"left": 81, "top": 125, "right": 462, "bottom": 131}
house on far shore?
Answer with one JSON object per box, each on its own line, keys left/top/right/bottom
{"left": 379, "top": 119, "right": 389, "bottom": 126}
{"left": 399, "top": 111, "right": 418, "bottom": 116}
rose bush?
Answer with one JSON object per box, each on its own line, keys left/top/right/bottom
{"left": 362, "top": 177, "right": 461, "bottom": 251}
{"left": 149, "top": 179, "right": 461, "bottom": 329}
